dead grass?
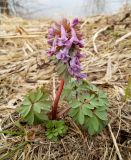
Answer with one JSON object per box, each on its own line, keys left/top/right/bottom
{"left": 0, "top": 8, "right": 131, "bottom": 160}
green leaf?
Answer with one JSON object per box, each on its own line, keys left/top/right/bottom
{"left": 29, "top": 91, "right": 36, "bottom": 102}
{"left": 68, "top": 108, "right": 79, "bottom": 117}
{"left": 96, "top": 105, "right": 107, "bottom": 111}
{"left": 39, "top": 93, "right": 49, "bottom": 102}
{"left": 99, "top": 91, "right": 107, "bottom": 98}
{"left": 24, "top": 112, "right": 34, "bottom": 125}
{"left": 69, "top": 101, "right": 81, "bottom": 108}
{"left": 87, "top": 124, "right": 96, "bottom": 135}
{"left": 33, "top": 102, "right": 42, "bottom": 113}
{"left": 62, "top": 89, "right": 71, "bottom": 100}
{"left": 90, "top": 99, "right": 99, "bottom": 107}
{"left": 80, "top": 94, "right": 90, "bottom": 101}
{"left": 77, "top": 83, "right": 89, "bottom": 90}
{"left": 82, "top": 103, "right": 94, "bottom": 109}
{"left": 88, "top": 116, "right": 99, "bottom": 132}
{"left": 43, "top": 100, "right": 51, "bottom": 111}
{"left": 90, "top": 85, "right": 98, "bottom": 92}
{"left": 45, "top": 120, "right": 67, "bottom": 140}
{"left": 81, "top": 107, "right": 93, "bottom": 117}
{"left": 35, "top": 112, "right": 48, "bottom": 121}
{"left": 56, "top": 63, "right": 67, "bottom": 75}
{"left": 78, "top": 109, "right": 85, "bottom": 125}
{"left": 19, "top": 105, "right": 31, "bottom": 117}
{"left": 47, "top": 133, "right": 53, "bottom": 139}
{"left": 99, "top": 119, "right": 107, "bottom": 131}
{"left": 23, "top": 97, "right": 31, "bottom": 105}
{"left": 98, "top": 99, "right": 107, "bottom": 106}
{"left": 95, "top": 110, "right": 108, "bottom": 121}
{"left": 35, "top": 88, "right": 43, "bottom": 101}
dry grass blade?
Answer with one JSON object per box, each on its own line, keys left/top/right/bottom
{"left": 115, "top": 32, "right": 131, "bottom": 45}
{"left": 108, "top": 124, "right": 123, "bottom": 160}
{"left": 92, "top": 25, "right": 110, "bottom": 53}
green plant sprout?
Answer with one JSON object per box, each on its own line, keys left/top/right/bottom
{"left": 125, "top": 78, "right": 131, "bottom": 100}
{"left": 45, "top": 120, "right": 68, "bottom": 140}
{"left": 18, "top": 18, "right": 109, "bottom": 140}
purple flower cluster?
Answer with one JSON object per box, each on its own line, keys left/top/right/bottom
{"left": 47, "top": 18, "right": 86, "bottom": 80}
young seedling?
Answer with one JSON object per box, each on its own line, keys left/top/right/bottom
{"left": 45, "top": 120, "right": 68, "bottom": 140}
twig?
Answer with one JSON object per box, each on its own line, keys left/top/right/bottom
{"left": 115, "top": 32, "right": 131, "bottom": 45}
{"left": 108, "top": 124, "right": 123, "bottom": 160}
{"left": 92, "top": 25, "right": 110, "bottom": 53}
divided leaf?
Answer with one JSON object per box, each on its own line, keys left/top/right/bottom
{"left": 23, "top": 97, "right": 32, "bottom": 105}
{"left": 81, "top": 106, "right": 93, "bottom": 117}
{"left": 19, "top": 105, "right": 32, "bottom": 117}
{"left": 64, "top": 79, "right": 108, "bottom": 135}
{"left": 33, "top": 102, "right": 42, "bottom": 113}
{"left": 78, "top": 109, "right": 85, "bottom": 125}
{"left": 82, "top": 103, "right": 94, "bottom": 110}
{"left": 95, "top": 110, "right": 108, "bottom": 121}
{"left": 35, "top": 88, "right": 43, "bottom": 101}
{"left": 68, "top": 108, "right": 79, "bottom": 117}
{"left": 88, "top": 116, "right": 99, "bottom": 132}
{"left": 24, "top": 112, "right": 34, "bottom": 125}
{"left": 69, "top": 100, "right": 81, "bottom": 108}
{"left": 18, "top": 87, "right": 51, "bottom": 125}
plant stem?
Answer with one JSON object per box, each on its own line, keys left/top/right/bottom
{"left": 52, "top": 79, "right": 64, "bottom": 119}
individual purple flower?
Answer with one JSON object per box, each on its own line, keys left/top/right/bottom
{"left": 76, "top": 52, "right": 86, "bottom": 58}
{"left": 48, "top": 38, "right": 57, "bottom": 56}
{"left": 56, "top": 47, "right": 69, "bottom": 63}
{"left": 57, "top": 25, "right": 71, "bottom": 48}
{"left": 68, "top": 57, "right": 81, "bottom": 74}
{"left": 68, "top": 56, "right": 87, "bottom": 80}
{"left": 48, "top": 28, "right": 55, "bottom": 39}
{"left": 60, "top": 25, "right": 68, "bottom": 41}
{"left": 76, "top": 73, "right": 87, "bottom": 80}
{"left": 70, "top": 28, "right": 84, "bottom": 48}
{"left": 71, "top": 18, "right": 79, "bottom": 27}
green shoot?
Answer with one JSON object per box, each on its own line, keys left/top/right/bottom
{"left": 45, "top": 120, "right": 68, "bottom": 140}
{"left": 125, "top": 78, "right": 131, "bottom": 100}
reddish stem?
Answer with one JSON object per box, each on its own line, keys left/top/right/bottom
{"left": 52, "top": 79, "right": 65, "bottom": 119}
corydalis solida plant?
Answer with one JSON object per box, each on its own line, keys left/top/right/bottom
{"left": 47, "top": 18, "right": 86, "bottom": 119}
{"left": 18, "top": 18, "right": 108, "bottom": 138}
